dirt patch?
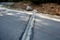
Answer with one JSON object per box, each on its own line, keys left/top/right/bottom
{"left": 12, "top": 2, "right": 60, "bottom": 16}
{"left": 32, "top": 3, "right": 60, "bottom": 16}
{"left": 12, "top": 2, "right": 32, "bottom": 10}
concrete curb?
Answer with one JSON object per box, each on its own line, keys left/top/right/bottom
{"left": 21, "top": 11, "right": 35, "bottom": 40}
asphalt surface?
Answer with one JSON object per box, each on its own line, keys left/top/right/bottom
{"left": 0, "top": 7, "right": 60, "bottom": 40}
{"left": 0, "top": 9, "right": 30, "bottom": 40}
{"left": 33, "top": 14, "right": 60, "bottom": 40}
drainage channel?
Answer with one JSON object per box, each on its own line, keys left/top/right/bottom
{"left": 20, "top": 11, "right": 36, "bottom": 40}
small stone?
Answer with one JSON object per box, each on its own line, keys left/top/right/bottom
{"left": 26, "top": 5, "right": 33, "bottom": 11}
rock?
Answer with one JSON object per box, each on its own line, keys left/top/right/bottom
{"left": 26, "top": 5, "right": 33, "bottom": 11}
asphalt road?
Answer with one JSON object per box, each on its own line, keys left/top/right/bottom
{"left": 33, "top": 14, "right": 60, "bottom": 40}
{"left": 0, "top": 7, "right": 60, "bottom": 40}
{"left": 0, "top": 9, "right": 30, "bottom": 40}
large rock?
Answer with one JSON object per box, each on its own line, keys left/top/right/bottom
{"left": 26, "top": 5, "right": 33, "bottom": 11}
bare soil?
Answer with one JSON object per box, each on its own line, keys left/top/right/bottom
{"left": 12, "top": 2, "right": 60, "bottom": 16}
{"left": 33, "top": 3, "right": 60, "bottom": 16}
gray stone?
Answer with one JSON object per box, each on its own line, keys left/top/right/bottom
{"left": 26, "top": 5, "right": 33, "bottom": 11}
